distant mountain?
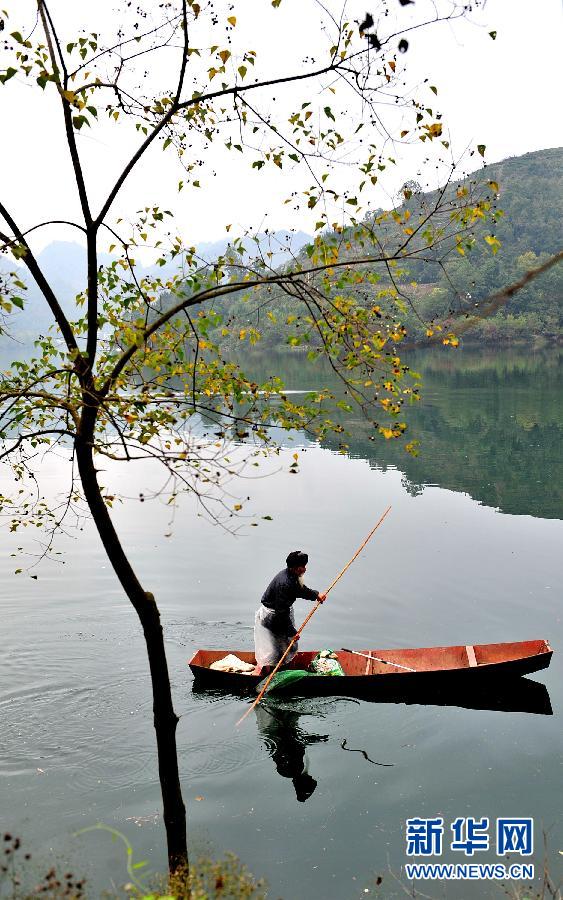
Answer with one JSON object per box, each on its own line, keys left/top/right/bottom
{"left": 1, "top": 242, "right": 113, "bottom": 345}
{"left": 2, "top": 147, "right": 561, "bottom": 354}
{"left": 195, "top": 230, "right": 311, "bottom": 267}
{"left": 0, "top": 230, "right": 311, "bottom": 351}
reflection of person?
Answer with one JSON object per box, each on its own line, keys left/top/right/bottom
{"left": 255, "top": 703, "right": 327, "bottom": 802}
{"left": 254, "top": 551, "right": 326, "bottom": 675}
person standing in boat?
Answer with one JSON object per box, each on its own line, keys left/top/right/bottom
{"left": 254, "top": 550, "right": 326, "bottom": 675}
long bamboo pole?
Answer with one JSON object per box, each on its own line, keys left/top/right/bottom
{"left": 340, "top": 648, "right": 416, "bottom": 672}
{"left": 236, "top": 505, "right": 392, "bottom": 726}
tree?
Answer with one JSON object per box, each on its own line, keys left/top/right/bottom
{"left": 0, "top": 0, "right": 538, "bottom": 878}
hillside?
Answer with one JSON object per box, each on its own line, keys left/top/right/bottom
{"left": 202, "top": 147, "right": 563, "bottom": 349}
{"left": 1, "top": 148, "right": 560, "bottom": 356}
{"left": 408, "top": 147, "right": 563, "bottom": 343}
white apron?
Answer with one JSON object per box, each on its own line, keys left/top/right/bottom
{"left": 254, "top": 605, "right": 298, "bottom": 667}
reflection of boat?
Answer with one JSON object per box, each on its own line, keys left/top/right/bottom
{"left": 360, "top": 676, "right": 552, "bottom": 716}
{"left": 192, "top": 677, "right": 552, "bottom": 717}
{"left": 188, "top": 639, "right": 553, "bottom": 695}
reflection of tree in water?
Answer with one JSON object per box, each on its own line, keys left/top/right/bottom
{"left": 330, "top": 349, "right": 563, "bottom": 519}
{"left": 182, "top": 347, "right": 561, "bottom": 517}
{"left": 255, "top": 703, "right": 328, "bottom": 802}
{"left": 226, "top": 347, "right": 562, "bottom": 518}
{"left": 401, "top": 475, "right": 425, "bottom": 498}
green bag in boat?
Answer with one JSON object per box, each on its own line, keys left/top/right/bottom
{"left": 258, "top": 669, "right": 311, "bottom": 694}
{"left": 308, "top": 649, "right": 345, "bottom": 676}
{"left": 257, "top": 650, "right": 345, "bottom": 695}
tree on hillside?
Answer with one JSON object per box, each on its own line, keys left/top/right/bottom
{"left": 0, "top": 0, "right": 551, "bottom": 878}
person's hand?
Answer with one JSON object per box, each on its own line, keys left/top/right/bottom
{"left": 317, "top": 593, "right": 327, "bottom": 603}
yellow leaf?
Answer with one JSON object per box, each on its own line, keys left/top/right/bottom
{"left": 227, "top": 16, "right": 236, "bottom": 25}
{"left": 61, "top": 90, "right": 77, "bottom": 103}
{"left": 484, "top": 235, "right": 501, "bottom": 254}
{"left": 219, "top": 50, "right": 230, "bottom": 64}
{"left": 427, "top": 122, "right": 442, "bottom": 138}
{"left": 238, "top": 65, "right": 247, "bottom": 79}
{"left": 234, "top": 503, "right": 242, "bottom": 511}
{"left": 292, "top": 453, "right": 299, "bottom": 461}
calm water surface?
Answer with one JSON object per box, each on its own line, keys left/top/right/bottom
{"left": 1, "top": 347, "right": 562, "bottom": 899}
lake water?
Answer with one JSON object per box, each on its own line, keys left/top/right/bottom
{"left": 1, "top": 347, "right": 562, "bottom": 899}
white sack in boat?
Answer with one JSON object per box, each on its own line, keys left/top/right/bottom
{"left": 209, "top": 654, "right": 255, "bottom": 674}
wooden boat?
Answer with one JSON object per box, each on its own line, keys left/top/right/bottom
{"left": 188, "top": 639, "right": 552, "bottom": 696}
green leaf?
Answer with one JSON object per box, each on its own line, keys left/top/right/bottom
{"left": 72, "top": 114, "right": 90, "bottom": 130}
{"left": 324, "top": 106, "right": 335, "bottom": 121}
{"left": 477, "top": 144, "right": 486, "bottom": 157}
{"left": 0, "top": 67, "right": 17, "bottom": 84}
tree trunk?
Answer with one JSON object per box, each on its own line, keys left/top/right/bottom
{"left": 75, "top": 429, "right": 188, "bottom": 874}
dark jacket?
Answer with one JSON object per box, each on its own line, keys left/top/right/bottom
{"left": 260, "top": 568, "right": 319, "bottom": 636}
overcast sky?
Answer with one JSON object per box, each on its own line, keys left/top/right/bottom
{"left": 1, "top": 0, "right": 562, "bottom": 256}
